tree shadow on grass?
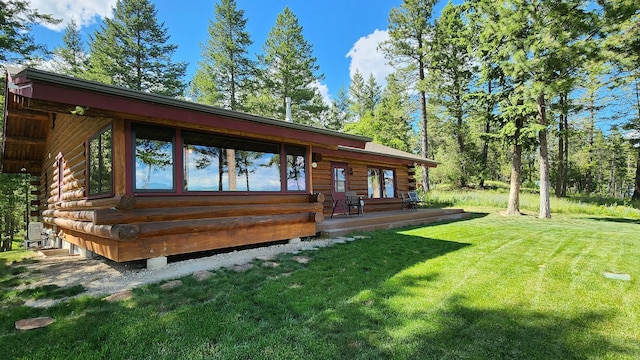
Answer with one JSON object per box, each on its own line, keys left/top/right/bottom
{"left": 324, "top": 291, "right": 635, "bottom": 359}
{"left": 2, "top": 230, "right": 635, "bottom": 359}
{"left": 587, "top": 217, "right": 639, "bottom": 225}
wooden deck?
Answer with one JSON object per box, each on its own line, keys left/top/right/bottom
{"left": 316, "top": 208, "right": 472, "bottom": 237}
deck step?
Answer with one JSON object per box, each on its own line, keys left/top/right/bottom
{"left": 317, "top": 209, "right": 472, "bottom": 237}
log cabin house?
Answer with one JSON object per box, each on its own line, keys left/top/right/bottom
{"left": 2, "top": 67, "right": 437, "bottom": 264}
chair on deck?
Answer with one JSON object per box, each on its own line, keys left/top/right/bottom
{"left": 401, "top": 191, "right": 421, "bottom": 211}
{"left": 408, "top": 190, "right": 422, "bottom": 210}
{"left": 345, "top": 191, "right": 364, "bottom": 216}
{"left": 331, "top": 191, "right": 347, "bottom": 218}
{"left": 400, "top": 192, "right": 415, "bottom": 211}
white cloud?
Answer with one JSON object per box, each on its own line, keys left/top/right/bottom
{"left": 30, "top": 0, "right": 116, "bottom": 31}
{"left": 346, "top": 29, "right": 394, "bottom": 87}
{"left": 312, "top": 80, "right": 331, "bottom": 105}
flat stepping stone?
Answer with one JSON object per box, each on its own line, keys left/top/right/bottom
{"left": 160, "top": 280, "right": 183, "bottom": 291}
{"left": 332, "top": 239, "right": 347, "bottom": 244}
{"left": 104, "top": 290, "right": 133, "bottom": 303}
{"left": 193, "top": 270, "right": 212, "bottom": 281}
{"left": 232, "top": 263, "right": 254, "bottom": 272}
{"left": 353, "top": 236, "right": 370, "bottom": 239}
{"left": 261, "top": 261, "right": 280, "bottom": 268}
{"left": 256, "top": 255, "right": 274, "bottom": 261}
{"left": 292, "top": 256, "right": 310, "bottom": 264}
{"left": 603, "top": 272, "right": 631, "bottom": 281}
{"left": 15, "top": 317, "right": 55, "bottom": 330}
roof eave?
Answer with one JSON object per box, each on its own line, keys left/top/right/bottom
{"left": 16, "top": 68, "right": 372, "bottom": 144}
{"left": 337, "top": 145, "right": 439, "bottom": 166}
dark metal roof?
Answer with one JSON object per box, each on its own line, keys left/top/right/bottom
{"left": 13, "top": 68, "right": 371, "bottom": 143}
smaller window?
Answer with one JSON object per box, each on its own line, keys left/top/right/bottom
{"left": 368, "top": 167, "right": 395, "bottom": 198}
{"left": 286, "top": 145, "right": 306, "bottom": 191}
{"left": 133, "top": 124, "right": 175, "bottom": 191}
{"left": 88, "top": 126, "right": 113, "bottom": 196}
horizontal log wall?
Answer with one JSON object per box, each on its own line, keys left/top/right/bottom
{"left": 48, "top": 194, "right": 323, "bottom": 262}
{"left": 313, "top": 153, "right": 413, "bottom": 215}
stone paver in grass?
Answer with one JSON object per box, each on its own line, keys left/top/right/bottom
{"left": 262, "top": 261, "right": 280, "bottom": 268}
{"left": 292, "top": 256, "right": 310, "bottom": 264}
{"left": 104, "top": 290, "right": 133, "bottom": 303}
{"left": 160, "top": 280, "right": 183, "bottom": 291}
{"left": 15, "top": 317, "right": 55, "bottom": 330}
{"left": 603, "top": 271, "right": 631, "bottom": 281}
{"left": 193, "top": 270, "right": 212, "bottom": 281}
{"left": 232, "top": 263, "right": 254, "bottom": 272}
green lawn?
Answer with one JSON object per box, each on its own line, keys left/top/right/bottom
{"left": 0, "top": 196, "right": 639, "bottom": 359}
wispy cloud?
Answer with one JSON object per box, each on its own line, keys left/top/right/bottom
{"left": 311, "top": 80, "right": 331, "bottom": 105}
{"left": 30, "top": 0, "right": 116, "bottom": 31}
{"left": 346, "top": 29, "right": 394, "bottom": 87}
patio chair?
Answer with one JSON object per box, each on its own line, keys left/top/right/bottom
{"left": 400, "top": 192, "right": 416, "bottom": 211}
{"left": 345, "top": 191, "right": 364, "bottom": 216}
{"left": 407, "top": 190, "right": 422, "bottom": 210}
{"left": 331, "top": 191, "right": 347, "bottom": 218}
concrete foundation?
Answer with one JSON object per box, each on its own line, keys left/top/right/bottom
{"left": 288, "top": 237, "right": 302, "bottom": 244}
{"left": 147, "top": 256, "right": 168, "bottom": 270}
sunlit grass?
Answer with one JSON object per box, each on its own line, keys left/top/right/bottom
{"left": 426, "top": 183, "right": 640, "bottom": 219}
{"left": 0, "top": 197, "right": 638, "bottom": 359}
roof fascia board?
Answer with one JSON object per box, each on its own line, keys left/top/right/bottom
{"left": 18, "top": 68, "right": 371, "bottom": 144}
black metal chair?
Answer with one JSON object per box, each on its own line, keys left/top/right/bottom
{"left": 345, "top": 191, "right": 364, "bottom": 216}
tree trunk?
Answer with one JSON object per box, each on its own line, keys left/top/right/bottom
{"left": 506, "top": 141, "right": 522, "bottom": 215}
{"left": 538, "top": 93, "right": 551, "bottom": 219}
{"left": 506, "top": 111, "right": 524, "bottom": 216}
{"left": 480, "top": 79, "right": 492, "bottom": 189}
{"left": 227, "top": 149, "right": 237, "bottom": 191}
{"left": 555, "top": 96, "right": 564, "bottom": 197}
{"left": 633, "top": 147, "right": 640, "bottom": 201}
{"left": 418, "top": 56, "right": 430, "bottom": 191}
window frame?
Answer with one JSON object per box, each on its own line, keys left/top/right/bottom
{"left": 86, "top": 125, "right": 114, "bottom": 198}
{"left": 367, "top": 167, "right": 396, "bottom": 199}
{"left": 128, "top": 122, "right": 309, "bottom": 195}
{"left": 132, "top": 123, "right": 177, "bottom": 193}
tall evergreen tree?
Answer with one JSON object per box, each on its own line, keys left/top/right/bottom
{"left": 349, "top": 69, "right": 368, "bottom": 119}
{"left": 51, "top": 19, "right": 88, "bottom": 77}
{"left": 191, "top": 0, "right": 254, "bottom": 111}
{"left": 380, "top": 0, "right": 438, "bottom": 191}
{"left": 323, "top": 86, "right": 353, "bottom": 131}
{"left": 252, "top": 7, "right": 326, "bottom": 125}
{"left": 0, "top": 0, "right": 60, "bottom": 63}
{"left": 429, "top": 2, "right": 475, "bottom": 187}
{"left": 600, "top": 0, "right": 640, "bottom": 199}
{"left": 86, "top": 0, "right": 187, "bottom": 97}
{"left": 345, "top": 73, "right": 415, "bottom": 152}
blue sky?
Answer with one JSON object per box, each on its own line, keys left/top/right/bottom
{"left": 28, "top": 0, "right": 452, "bottom": 102}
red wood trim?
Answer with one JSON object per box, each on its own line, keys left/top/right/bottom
{"left": 27, "top": 82, "right": 366, "bottom": 149}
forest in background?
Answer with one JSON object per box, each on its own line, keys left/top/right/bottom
{"left": 1, "top": 0, "right": 639, "bottom": 238}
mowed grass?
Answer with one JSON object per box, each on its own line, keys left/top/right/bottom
{"left": 0, "top": 194, "right": 639, "bottom": 359}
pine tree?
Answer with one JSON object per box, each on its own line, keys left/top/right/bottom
{"left": 253, "top": 7, "right": 326, "bottom": 125}
{"left": 380, "top": 0, "right": 438, "bottom": 191}
{"left": 345, "top": 73, "right": 415, "bottom": 152}
{"left": 86, "top": 0, "right": 187, "bottom": 97}
{"left": 191, "top": 0, "right": 254, "bottom": 111}
{"left": 429, "top": 2, "right": 475, "bottom": 187}
{"left": 0, "top": 0, "right": 60, "bottom": 63}
{"left": 349, "top": 69, "right": 368, "bottom": 119}
{"left": 51, "top": 20, "right": 88, "bottom": 77}
{"left": 323, "top": 86, "right": 353, "bottom": 131}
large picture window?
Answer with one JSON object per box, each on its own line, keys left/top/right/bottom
{"left": 368, "top": 168, "right": 395, "bottom": 198}
{"left": 88, "top": 126, "right": 113, "bottom": 196}
{"left": 133, "top": 124, "right": 175, "bottom": 191}
{"left": 183, "top": 131, "right": 281, "bottom": 192}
